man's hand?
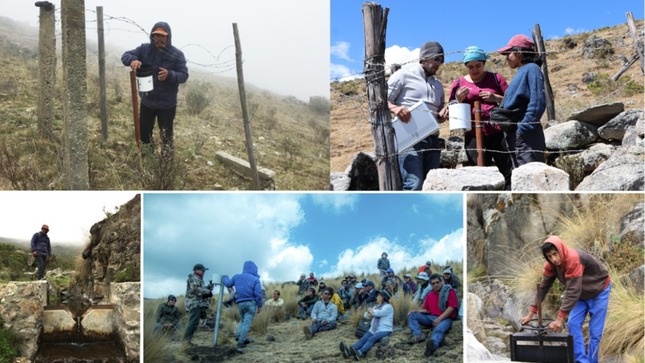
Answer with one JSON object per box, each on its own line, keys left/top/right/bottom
{"left": 548, "top": 317, "right": 564, "bottom": 332}
{"left": 519, "top": 312, "right": 535, "bottom": 326}
{"left": 130, "top": 60, "right": 141, "bottom": 71}
{"left": 438, "top": 107, "right": 449, "bottom": 123}
{"left": 31, "top": 251, "right": 38, "bottom": 257}
{"left": 158, "top": 67, "right": 168, "bottom": 81}
{"left": 432, "top": 317, "right": 442, "bottom": 327}
{"left": 392, "top": 105, "right": 411, "bottom": 123}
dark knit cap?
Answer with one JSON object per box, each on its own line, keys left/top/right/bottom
{"left": 419, "top": 41, "right": 444, "bottom": 60}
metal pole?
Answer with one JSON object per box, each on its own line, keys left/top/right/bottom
{"left": 97, "top": 6, "right": 108, "bottom": 140}
{"left": 213, "top": 274, "right": 224, "bottom": 346}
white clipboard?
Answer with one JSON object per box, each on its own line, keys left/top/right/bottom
{"left": 391, "top": 100, "right": 440, "bottom": 152}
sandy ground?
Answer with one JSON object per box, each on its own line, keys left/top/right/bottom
{"left": 164, "top": 314, "right": 463, "bottom": 362}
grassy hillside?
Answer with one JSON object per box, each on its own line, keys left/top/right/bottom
{"left": 331, "top": 20, "right": 644, "bottom": 172}
{"left": 0, "top": 16, "right": 330, "bottom": 190}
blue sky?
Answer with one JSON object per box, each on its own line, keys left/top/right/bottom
{"left": 143, "top": 193, "right": 463, "bottom": 298}
{"left": 331, "top": 0, "right": 644, "bottom": 80}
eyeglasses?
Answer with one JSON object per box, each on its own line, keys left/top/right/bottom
{"left": 430, "top": 56, "right": 444, "bottom": 64}
{"left": 430, "top": 281, "right": 442, "bottom": 285}
{"left": 323, "top": 291, "right": 331, "bottom": 295}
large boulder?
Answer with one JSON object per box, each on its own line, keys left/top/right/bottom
{"left": 511, "top": 162, "right": 570, "bottom": 191}
{"left": 467, "top": 292, "right": 486, "bottom": 342}
{"left": 544, "top": 121, "right": 598, "bottom": 150}
{"left": 556, "top": 143, "right": 616, "bottom": 173}
{"left": 423, "top": 167, "right": 505, "bottom": 191}
{"left": 623, "top": 112, "right": 645, "bottom": 147}
{"left": 466, "top": 328, "right": 497, "bottom": 361}
{"left": 330, "top": 172, "right": 351, "bottom": 191}
{"left": 620, "top": 202, "right": 644, "bottom": 246}
{"left": 575, "top": 146, "right": 644, "bottom": 191}
{"left": 598, "top": 109, "right": 644, "bottom": 142}
{"left": 565, "top": 102, "right": 624, "bottom": 126}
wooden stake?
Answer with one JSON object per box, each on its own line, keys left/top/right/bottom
{"left": 129, "top": 71, "right": 141, "bottom": 149}
{"left": 626, "top": 12, "right": 644, "bottom": 73}
{"left": 532, "top": 24, "right": 555, "bottom": 121}
{"left": 474, "top": 101, "right": 484, "bottom": 166}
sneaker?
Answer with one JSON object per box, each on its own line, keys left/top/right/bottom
{"left": 303, "top": 326, "right": 313, "bottom": 340}
{"left": 349, "top": 347, "right": 359, "bottom": 360}
{"left": 424, "top": 339, "right": 435, "bottom": 357}
{"left": 236, "top": 346, "right": 245, "bottom": 354}
{"left": 406, "top": 335, "right": 425, "bottom": 344}
{"left": 339, "top": 341, "right": 350, "bottom": 359}
{"left": 351, "top": 347, "right": 362, "bottom": 361}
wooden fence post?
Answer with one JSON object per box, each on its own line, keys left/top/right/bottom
{"left": 97, "top": 6, "right": 108, "bottom": 140}
{"left": 532, "top": 24, "right": 555, "bottom": 121}
{"left": 362, "top": 2, "right": 401, "bottom": 191}
{"left": 626, "top": 12, "right": 644, "bottom": 73}
{"left": 61, "top": 0, "right": 89, "bottom": 189}
{"left": 35, "top": 1, "right": 56, "bottom": 139}
{"left": 233, "top": 23, "right": 261, "bottom": 190}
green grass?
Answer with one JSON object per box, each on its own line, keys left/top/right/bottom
{"left": 0, "top": 318, "right": 18, "bottom": 363}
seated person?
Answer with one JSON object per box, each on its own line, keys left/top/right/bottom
{"left": 442, "top": 266, "right": 461, "bottom": 290}
{"left": 407, "top": 274, "right": 459, "bottom": 357}
{"left": 349, "top": 282, "right": 365, "bottom": 309}
{"left": 339, "top": 290, "right": 393, "bottom": 360}
{"left": 338, "top": 279, "right": 354, "bottom": 309}
{"left": 326, "top": 286, "right": 346, "bottom": 320}
{"left": 317, "top": 280, "right": 328, "bottom": 298}
{"left": 153, "top": 295, "right": 182, "bottom": 335}
{"left": 412, "top": 272, "right": 432, "bottom": 306}
{"left": 303, "top": 288, "right": 338, "bottom": 340}
{"left": 418, "top": 261, "right": 432, "bottom": 275}
{"left": 402, "top": 274, "right": 418, "bottom": 295}
{"left": 383, "top": 279, "right": 399, "bottom": 300}
{"left": 380, "top": 268, "right": 403, "bottom": 294}
{"left": 265, "top": 290, "right": 285, "bottom": 307}
{"left": 297, "top": 287, "right": 319, "bottom": 319}
{"left": 307, "top": 272, "right": 319, "bottom": 287}
{"left": 361, "top": 281, "right": 377, "bottom": 308}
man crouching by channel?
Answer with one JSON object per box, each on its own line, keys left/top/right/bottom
{"left": 520, "top": 236, "right": 611, "bottom": 363}
{"left": 223, "top": 260, "right": 263, "bottom": 353}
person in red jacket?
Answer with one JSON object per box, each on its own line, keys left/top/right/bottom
{"left": 520, "top": 236, "right": 611, "bottom": 363}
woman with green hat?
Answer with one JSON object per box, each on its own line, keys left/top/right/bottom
{"left": 449, "top": 45, "right": 513, "bottom": 189}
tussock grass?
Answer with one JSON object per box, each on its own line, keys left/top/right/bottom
{"left": 143, "top": 299, "right": 173, "bottom": 363}
{"left": 599, "top": 269, "right": 644, "bottom": 359}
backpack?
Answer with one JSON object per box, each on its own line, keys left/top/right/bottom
{"left": 355, "top": 317, "right": 371, "bottom": 338}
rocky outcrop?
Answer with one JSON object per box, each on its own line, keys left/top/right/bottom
{"left": 0, "top": 281, "right": 48, "bottom": 360}
{"left": 545, "top": 121, "right": 599, "bottom": 149}
{"left": 76, "top": 195, "right": 141, "bottom": 301}
{"left": 330, "top": 152, "right": 379, "bottom": 191}
{"left": 575, "top": 145, "right": 644, "bottom": 191}
{"left": 111, "top": 282, "right": 140, "bottom": 363}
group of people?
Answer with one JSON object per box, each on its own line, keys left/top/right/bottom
{"left": 388, "top": 34, "right": 546, "bottom": 190}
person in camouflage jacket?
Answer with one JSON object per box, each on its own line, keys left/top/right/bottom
{"left": 182, "top": 263, "right": 214, "bottom": 345}
{"left": 154, "top": 295, "right": 182, "bottom": 335}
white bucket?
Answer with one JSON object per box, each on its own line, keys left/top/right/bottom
{"left": 136, "top": 75, "right": 153, "bottom": 92}
{"left": 449, "top": 103, "right": 472, "bottom": 131}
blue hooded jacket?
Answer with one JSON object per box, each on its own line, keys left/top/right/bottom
{"left": 223, "top": 261, "right": 263, "bottom": 308}
{"left": 121, "top": 21, "right": 189, "bottom": 109}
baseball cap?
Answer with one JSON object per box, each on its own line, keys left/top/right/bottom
{"left": 498, "top": 34, "right": 535, "bottom": 53}
{"left": 365, "top": 281, "right": 375, "bottom": 288}
{"left": 151, "top": 27, "right": 168, "bottom": 36}
{"left": 355, "top": 283, "right": 364, "bottom": 289}
{"left": 193, "top": 263, "right": 208, "bottom": 271}
{"left": 386, "top": 268, "right": 394, "bottom": 273}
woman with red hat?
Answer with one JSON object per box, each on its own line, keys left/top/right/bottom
{"left": 496, "top": 34, "right": 547, "bottom": 169}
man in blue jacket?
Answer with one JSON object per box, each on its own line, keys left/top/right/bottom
{"left": 121, "top": 21, "right": 189, "bottom": 155}
{"left": 30, "top": 224, "right": 51, "bottom": 280}
{"left": 223, "top": 261, "right": 263, "bottom": 353}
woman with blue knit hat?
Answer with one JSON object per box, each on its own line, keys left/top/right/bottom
{"left": 449, "top": 45, "right": 513, "bottom": 189}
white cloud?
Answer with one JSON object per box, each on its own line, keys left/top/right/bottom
{"left": 384, "top": 44, "right": 419, "bottom": 69}
{"left": 331, "top": 41, "right": 353, "bottom": 61}
{"left": 564, "top": 27, "right": 587, "bottom": 36}
{"left": 310, "top": 194, "right": 358, "bottom": 212}
{"left": 330, "top": 63, "right": 352, "bottom": 80}
{"left": 144, "top": 194, "right": 314, "bottom": 298}
{"left": 323, "top": 229, "right": 463, "bottom": 279}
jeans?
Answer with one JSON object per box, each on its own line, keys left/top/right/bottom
{"left": 352, "top": 330, "right": 391, "bottom": 356}
{"left": 298, "top": 304, "right": 315, "bottom": 318}
{"left": 504, "top": 126, "right": 545, "bottom": 169}
{"left": 236, "top": 301, "right": 257, "bottom": 348}
{"left": 399, "top": 135, "right": 441, "bottom": 190}
{"left": 35, "top": 255, "right": 47, "bottom": 280}
{"left": 310, "top": 319, "right": 336, "bottom": 335}
{"left": 140, "top": 103, "right": 176, "bottom": 149}
{"left": 408, "top": 312, "right": 453, "bottom": 348}
{"left": 183, "top": 306, "right": 206, "bottom": 342}
{"left": 568, "top": 281, "right": 611, "bottom": 363}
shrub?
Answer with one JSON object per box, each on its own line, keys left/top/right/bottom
{"left": 308, "top": 96, "right": 330, "bottom": 115}
{"left": 114, "top": 263, "right": 140, "bottom": 283}
{"left": 0, "top": 318, "right": 18, "bottom": 363}
{"left": 185, "top": 85, "right": 212, "bottom": 115}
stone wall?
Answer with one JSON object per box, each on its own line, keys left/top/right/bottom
{"left": 110, "top": 282, "right": 140, "bottom": 363}
{"left": 0, "top": 281, "right": 47, "bottom": 360}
